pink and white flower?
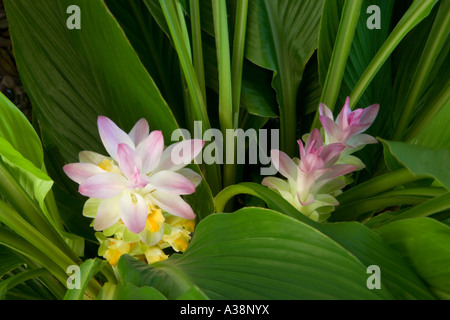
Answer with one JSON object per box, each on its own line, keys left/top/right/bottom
{"left": 263, "top": 129, "right": 357, "bottom": 221}
{"left": 263, "top": 98, "right": 379, "bottom": 221}
{"left": 319, "top": 97, "right": 379, "bottom": 148}
{"left": 64, "top": 116, "right": 204, "bottom": 234}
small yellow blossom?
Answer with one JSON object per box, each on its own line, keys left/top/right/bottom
{"left": 145, "top": 206, "right": 165, "bottom": 233}
{"left": 103, "top": 240, "right": 134, "bottom": 266}
{"left": 145, "top": 246, "right": 169, "bottom": 264}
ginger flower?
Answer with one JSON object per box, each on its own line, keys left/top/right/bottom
{"left": 64, "top": 116, "right": 204, "bottom": 234}
{"left": 263, "top": 129, "right": 357, "bottom": 221}
{"left": 319, "top": 97, "right": 379, "bottom": 148}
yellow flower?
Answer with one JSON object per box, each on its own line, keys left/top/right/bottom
{"left": 164, "top": 214, "right": 195, "bottom": 232}
{"left": 145, "top": 246, "right": 169, "bottom": 264}
{"left": 145, "top": 206, "right": 165, "bottom": 233}
{"left": 160, "top": 227, "right": 191, "bottom": 253}
{"left": 103, "top": 240, "right": 133, "bottom": 266}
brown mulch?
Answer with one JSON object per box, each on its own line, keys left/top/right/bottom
{"left": 0, "top": 0, "right": 32, "bottom": 122}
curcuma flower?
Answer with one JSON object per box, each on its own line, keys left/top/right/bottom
{"left": 64, "top": 116, "right": 203, "bottom": 265}
{"left": 263, "top": 129, "right": 357, "bottom": 221}
{"left": 319, "top": 97, "right": 379, "bottom": 148}
{"left": 263, "top": 99, "right": 379, "bottom": 221}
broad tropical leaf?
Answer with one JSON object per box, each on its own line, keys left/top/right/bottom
{"left": 375, "top": 218, "right": 450, "bottom": 299}
{"left": 118, "top": 208, "right": 392, "bottom": 300}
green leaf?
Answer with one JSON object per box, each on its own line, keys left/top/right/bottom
{"left": 104, "top": 0, "right": 185, "bottom": 127}
{"left": 64, "top": 258, "right": 105, "bottom": 300}
{"left": 406, "top": 66, "right": 450, "bottom": 149}
{"left": 0, "top": 201, "right": 77, "bottom": 285}
{"left": 240, "top": 61, "right": 278, "bottom": 118}
{"left": 176, "top": 285, "right": 210, "bottom": 300}
{"left": 0, "top": 245, "right": 25, "bottom": 279}
{"left": 0, "top": 91, "right": 68, "bottom": 238}
{"left": 0, "top": 92, "right": 43, "bottom": 169}
{"left": 315, "top": 222, "right": 435, "bottom": 299}
{"left": 0, "top": 137, "right": 53, "bottom": 219}
{"left": 314, "top": 0, "right": 364, "bottom": 123}
{"left": 349, "top": 0, "right": 439, "bottom": 109}
{"left": 366, "top": 191, "right": 450, "bottom": 228}
{"left": 375, "top": 218, "right": 450, "bottom": 299}
{"left": 118, "top": 208, "right": 391, "bottom": 300}
{"left": 5, "top": 0, "right": 180, "bottom": 165}
{"left": 0, "top": 137, "right": 82, "bottom": 259}
{"left": 246, "top": 0, "right": 324, "bottom": 155}
{"left": 392, "top": 0, "right": 450, "bottom": 140}
{"left": 339, "top": 0, "right": 394, "bottom": 110}
{"left": 0, "top": 268, "right": 48, "bottom": 300}
{"left": 98, "top": 281, "right": 167, "bottom": 300}
{"left": 215, "top": 182, "right": 435, "bottom": 299}
{"left": 380, "top": 139, "right": 450, "bottom": 190}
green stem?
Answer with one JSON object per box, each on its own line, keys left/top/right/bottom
{"left": 214, "top": 183, "right": 259, "bottom": 213}
{"left": 336, "top": 168, "right": 426, "bottom": 204}
{"left": 212, "top": 0, "right": 233, "bottom": 132}
{"left": 176, "top": 0, "right": 192, "bottom": 61}
{"left": 159, "top": 0, "right": 210, "bottom": 128}
{"left": 349, "top": 0, "right": 438, "bottom": 109}
{"left": 231, "top": 0, "right": 249, "bottom": 126}
{"left": 214, "top": 182, "right": 311, "bottom": 224}
{"left": 311, "top": 0, "right": 363, "bottom": 129}
{"left": 189, "top": 0, "right": 206, "bottom": 103}
{"left": 212, "top": 0, "right": 236, "bottom": 188}
{"left": 392, "top": 0, "right": 450, "bottom": 140}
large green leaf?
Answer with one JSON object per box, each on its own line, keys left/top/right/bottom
{"left": 5, "top": 0, "right": 180, "bottom": 164}
{"left": 245, "top": 0, "right": 324, "bottom": 156}
{"left": 118, "top": 208, "right": 391, "bottom": 300}
{"left": 380, "top": 139, "right": 450, "bottom": 190}
{"left": 375, "top": 218, "right": 450, "bottom": 299}
{"left": 104, "top": 0, "right": 185, "bottom": 127}
{"left": 215, "top": 182, "right": 435, "bottom": 299}
{"left": 315, "top": 222, "right": 435, "bottom": 299}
